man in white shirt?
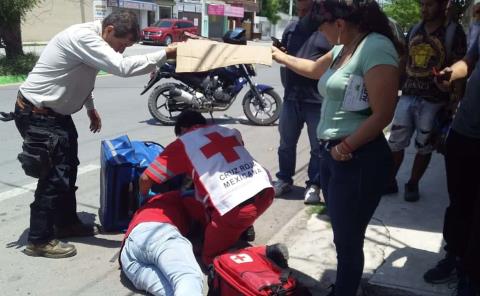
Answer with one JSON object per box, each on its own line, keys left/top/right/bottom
{"left": 10, "top": 10, "right": 175, "bottom": 259}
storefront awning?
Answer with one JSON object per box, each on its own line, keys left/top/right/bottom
{"left": 108, "top": 0, "right": 157, "bottom": 11}
{"left": 224, "top": 0, "right": 259, "bottom": 12}
{"left": 208, "top": 4, "right": 244, "bottom": 18}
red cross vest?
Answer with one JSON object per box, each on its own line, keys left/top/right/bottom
{"left": 179, "top": 125, "right": 272, "bottom": 215}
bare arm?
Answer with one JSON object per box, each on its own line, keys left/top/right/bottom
{"left": 435, "top": 58, "right": 470, "bottom": 91}
{"left": 449, "top": 58, "right": 470, "bottom": 81}
{"left": 272, "top": 46, "right": 333, "bottom": 80}
{"left": 139, "top": 173, "right": 154, "bottom": 196}
{"left": 335, "top": 65, "right": 399, "bottom": 155}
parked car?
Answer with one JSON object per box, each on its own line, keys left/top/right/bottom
{"left": 141, "top": 19, "right": 198, "bottom": 46}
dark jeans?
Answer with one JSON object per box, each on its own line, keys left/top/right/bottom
{"left": 443, "top": 130, "right": 480, "bottom": 288}
{"left": 14, "top": 103, "right": 80, "bottom": 244}
{"left": 276, "top": 100, "right": 321, "bottom": 186}
{"left": 319, "top": 136, "right": 392, "bottom": 296}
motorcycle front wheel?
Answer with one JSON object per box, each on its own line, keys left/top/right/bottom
{"left": 242, "top": 89, "right": 282, "bottom": 126}
{"left": 148, "top": 83, "right": 185, "bottom": 125}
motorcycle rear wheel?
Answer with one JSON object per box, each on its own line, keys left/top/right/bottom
{"left": 148, "top": 83, "right": 186, "bottom": 125}
{"left": 242, "top": 89, "right": 282, "bottom": 126}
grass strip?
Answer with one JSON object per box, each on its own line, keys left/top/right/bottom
{"left": 0, "top": 71, "right": 109, "bottom": 86}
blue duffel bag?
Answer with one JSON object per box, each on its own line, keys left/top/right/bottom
{"left": 99, "top": 135, "right": 181, "bottom": 232}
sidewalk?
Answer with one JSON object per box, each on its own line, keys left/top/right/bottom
{"left": 269, "top": 147, "right": 455, "bottom": 296}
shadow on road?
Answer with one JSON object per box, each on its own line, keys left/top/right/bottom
{"left": 119, "top": 271, "right": 144, "bottom": 295}
{"left": 6, "top": 228, "right": 28, "bottom": 249}
{"left": 140, "top": 115, "right": 279, "bottom": 127}
{"left": 274, "top": 185, "right": 307, "bottom": 201}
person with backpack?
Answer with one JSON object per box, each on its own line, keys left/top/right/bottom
{"left": 139, "top": 110, "right": 274, "bottom": 266}
{"left": 385, "top": 0, "right": 466, "bottom": 202}
{"left": 120, "top": 190, "right": 204, "bottom": 296}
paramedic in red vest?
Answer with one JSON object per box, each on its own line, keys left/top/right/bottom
{"left": 120, "top": 190, "right": 203, "bottom": 296}
{"left": 139, "top": 110, "right": 274, "bottom": 265}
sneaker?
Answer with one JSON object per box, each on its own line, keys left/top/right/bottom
{"left": 24, "top": 239, "right": 77, "bottom": 259}
{"left": 383, "top": 180, "right": 399, "bottom": 195}
{"left": 304, "top": 185, "right": 323, "bottom": 205}
{"left": 240, "top": 225, "right": 255, "bottom": 242}
{"left": 404, "top": 182, "right": 420, "bottom": 202}
{"left": 266, "top": 243, "right": 289, "bottom": 269}
{"left": 423, "top": 255, "right": 457, "bottom": 284}
{"left": 55, "top": 222, "right": 100, "bottom": 239}
{"left": 273, "top": 180, "right": 292, "bottom": 197}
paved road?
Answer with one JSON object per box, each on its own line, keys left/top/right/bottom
{"left": 0, "top": 44, "right": 312, "bottom": 295}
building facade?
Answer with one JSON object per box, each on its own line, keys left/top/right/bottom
{"left": 22, "top": 0, "right": 174, "bottom": 43}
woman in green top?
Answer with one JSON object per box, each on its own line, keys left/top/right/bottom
{"left": 273, "top": 1, "right": 402, "bottom": 295}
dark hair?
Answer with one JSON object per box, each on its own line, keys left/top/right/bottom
{"left": 174, "top": 110, "right": 207, "bottom": 136}
{"left": 311, "top": 0, "right": 404, "bottom": 55}
{"left": 102, "top": 10, "right": 140, "bottom": 42}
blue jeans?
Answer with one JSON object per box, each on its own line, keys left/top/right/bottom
{"left": 120, "top": 222, "right": 203, "bottom": 296}
{"left": 388, "top": 95, "right": 444, "bottom": 154}
{"left": 276, "top": 100, "right": 321, "bottom": 186}
{"left": 319, "top": 136, "right": 392, "bottom": 296}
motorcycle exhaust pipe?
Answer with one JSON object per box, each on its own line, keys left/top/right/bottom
{"left": 169, "top": 88, "right": 202, "bottom": 107}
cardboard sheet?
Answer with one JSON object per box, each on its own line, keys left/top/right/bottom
{"left": 175, "top": 39, "right": 272, "bottom": 73}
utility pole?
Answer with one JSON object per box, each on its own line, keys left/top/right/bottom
{"left": 289, "top": 0, "right": 293, "bottom": 19}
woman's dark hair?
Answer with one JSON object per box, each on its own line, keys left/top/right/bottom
{"left": 174, "top": 110, "right": 207, "bottom": 136}
{"left": 102, "top": 10, "right": 140, "bottom": 42}
{"left": 311, "top": 0, "right": 404, "bottom": 55}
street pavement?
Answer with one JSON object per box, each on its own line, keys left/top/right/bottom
{"left": 0, "top": 43, "right": 454, "bottom": 296}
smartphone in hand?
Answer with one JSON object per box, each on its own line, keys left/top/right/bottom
{"left": 432, "top": 67, "right": 451, "bottom": 82}
{"left": 271, "top": 37, "right": 286, "bottom": 52}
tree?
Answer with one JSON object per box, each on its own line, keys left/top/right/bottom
{"left": 383, "top": 0, "right": 420, "bottom": 32}
{"left": 0, "top": 0, "right": 43, "bottom": 59}
{"left": 260, "top": 0, "right": 281, "bottom": 24}
{"left": 278, "top": 0, "right": 293, "bottom": 16}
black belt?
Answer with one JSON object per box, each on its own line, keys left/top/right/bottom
{"left": 238, "top": 196, "right": 256, "bottom": 207}
{"left": 238, "top": 189, "right": 267, "bottom": 207}
{"left": 16, "top": 92, "right": 57, "bottom": 116}
{"left": 319, "top": 138, "right": 343, "bottom": 151}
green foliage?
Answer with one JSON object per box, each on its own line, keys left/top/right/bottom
{"left": 306, "top": 204, "right": 327, "bottom": 216}
{"left": 261, "top": 0, "right": 281, "bottom": 24}
{"left": 278, "top": 0, "right": 293, "bottom": 15}
{"left": 383, "top": 0, "right": 421, "bottom": 32}
{"left": 0, "top": 0, "right": 43, "bottom": 23}
{"left": 0, "top": 53, "right": 38, "bottom": 76}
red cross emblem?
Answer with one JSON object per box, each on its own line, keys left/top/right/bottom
{"left": 230, "top": 253, "right": 253, "bottom": 264}
{"left": 200, "top": 132, "right": 241, "bottom": 163}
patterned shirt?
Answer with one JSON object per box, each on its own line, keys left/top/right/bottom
{"left": 402, "top": 22, "right": 466, "bottom": 102}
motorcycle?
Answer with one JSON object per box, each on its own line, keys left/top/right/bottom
{"left": 141, "top": 29, "right": 282, "bottom": 126}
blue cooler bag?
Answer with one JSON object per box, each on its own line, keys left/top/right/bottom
{"left": 99, "top": 135, "right": 177, "bottom": 232}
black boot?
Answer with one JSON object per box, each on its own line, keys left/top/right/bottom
{"left": 326, "top": 284, "right": 335, "bottom": 296}
{"left": 266, "top": 243, "right": 289, "bottom": 269}
{"left": 240, "top": 225, "right": 255, "bottom": 242}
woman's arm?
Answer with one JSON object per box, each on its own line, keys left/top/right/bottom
{"left": 272, "top": 46, "right": 334, "bottom": 80}
{"left": 333, "top": 64, "right": 399, "bottom": 158}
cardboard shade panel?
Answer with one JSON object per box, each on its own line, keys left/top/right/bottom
{"left": 175, "top": 39, "right": 272, "bottom": 73}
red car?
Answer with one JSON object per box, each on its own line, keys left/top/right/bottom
{"left": 141, "top": 19, "right": 198, "bottom": 46}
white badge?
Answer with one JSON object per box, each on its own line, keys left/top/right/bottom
{"left": 342, "top": 74, "right": 369, "bottom": 111}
